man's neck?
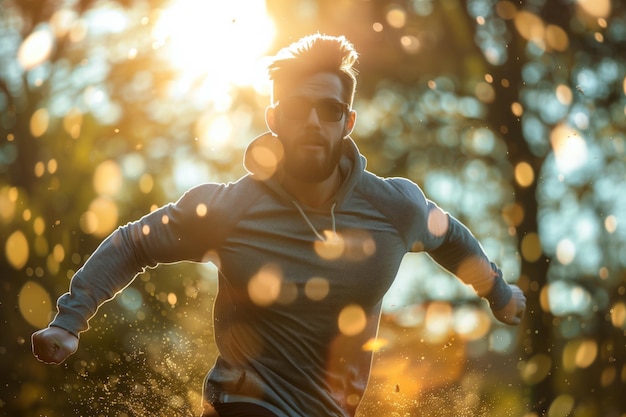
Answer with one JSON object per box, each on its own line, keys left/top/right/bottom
{"left": 281, "top": 168, "right": 342, "bottom": 208}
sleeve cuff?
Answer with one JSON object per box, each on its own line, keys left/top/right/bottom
{"left": 484, "top": 263, "right": 512, "bottom": 311}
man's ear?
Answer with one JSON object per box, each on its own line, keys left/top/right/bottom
{"left": 265, "top": 106, "right": 278, "bottom": 136}
{"left": 343, "top": 109, "right": 357, "bottom": 137}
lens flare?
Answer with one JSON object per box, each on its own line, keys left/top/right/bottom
{"left": 152, "top": 0, "right": 275, "bottom": 91}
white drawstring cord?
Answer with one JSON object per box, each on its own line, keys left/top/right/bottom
{"left": 292, "top": 201, "right": 337, "bottom": 242}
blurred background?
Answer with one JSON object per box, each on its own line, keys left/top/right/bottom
{"left": 1, "top": 0, "right": 625, "bottom": 416}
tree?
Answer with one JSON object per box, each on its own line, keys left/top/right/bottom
{"left": 2, "top": 0, "right": 625, "bottom": 416}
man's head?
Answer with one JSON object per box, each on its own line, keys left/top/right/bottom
{"left": 264, "top": 34, "right": 359, "bottom": 184}
{"left": 267, "top": 33, "right": 359, "bottom": 107}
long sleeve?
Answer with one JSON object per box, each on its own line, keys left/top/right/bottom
{"left": 359, "top": 174, "right": 513, "bottom": 310}
{"left": 427, "top": 214, "right": 512, "bottom": 309}
{"left": 50, "top": 182, "right": 230, "bottom": 336}
{"left": 51, "top": 226, "right": 154, "bottom": 336}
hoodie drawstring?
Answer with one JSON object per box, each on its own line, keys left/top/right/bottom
{"left": 292, "top": 201, "right": 337, "bottom": 242}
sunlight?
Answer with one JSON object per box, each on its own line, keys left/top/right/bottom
{"left": 17, "top": 27, "right": 54, "bottom": 70}
{"left": 550, "top": 123, "right": 588, "bottom": 174}
{"left": 152, "top": 0, "right": 275, "bottom": 95}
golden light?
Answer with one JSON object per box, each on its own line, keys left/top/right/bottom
{"left": 511, "top": 101, "right": 524, "bottom": 117}
{"left": 424, "top": 301, "right": 452, "bottom": 342}
{"left": 6, "top": 230, "right": 29, "bottom": 270}
{"left": 195, "top": 203, "right": 208, "bottom": 217}
{"left": 474, "top": 81, "right": 496, "bottom": 103}
{"left": 34, "top": 161, "right": 45, "bottom": 178}
{"left": 604, "top": 215, "right": 617, "bottom": 233}
{"left": 304, "top": 277, "right": 330, "bottom": 301}
{"left": 611, "top": 302, "right": 626, "bottom": 329}
{"left": 152, "top": 0, "right": 275, "bottom": 93}
{"left": 453, "top": 306, "right": 491, "bottom": 341}
{"left": 562, "top": 340, "right": 578, "bottom": 372}
{"left": 33, "top": 217, "right": 45, "bottom": 236}
{"left": 514, "top": 161, "right": 534, "bottom": 187}
{"left": 80, "top": 197, "right": 119, "bottom": 238}
{"left": 386, "top": 7, "right": 407, "bottom": 29}
{"left": 167, "top": 292, "right": 178, "bottom": 306}
{"left": 195, "top": 113, "right": 234, "bottom": 154}
{"left": 550, "top": 123, "right": 588, "bottom": 174}
{"left": 338, "top": 304, "right": 367, "bottom": 336}
{"left": 139, "top": 173, "right": 154, "bottom": 193}
{"left": 52, "top": 243, "right": 65, "bottom": 263}
{"left": 17, "top": 28, "right": 55, "bottom": 70}
{"left": 362, "top": 337, "right": 389, "bottom": 352}
{"left": 30, "top": 108, "right": 50, "bottom": 138}
{"left": 576, "top": 0, "right": 611, "bottom": 19}
{"left": 574, "top": 339, "right": 598, "bottom": 368}
{"left": 521, "top": 232, "right": 542, "bottom": 262}
{"left": 18, "top": 281, "right": 53, "bottom": 328}
{"left": 594, "top": 32, "right": 604, "bottom": 42}
{"left": 63, "top": 108, "right": 83, "bottom": 139}
{"left": 514, "top": 11, "right": 545, "bottom": 43}
{"left": 248, "top": 264, "right": 282, "bottom": 307}
{"left": 555, "top": 238, "right": 576, "bottom": 265}
{"left": 0, "top": 187, "right": 17, "bottom": 224}
{"left": 400, "top": 35, "right": 420, "bottom": 54}
{"left": 48, "top": 159, "right": 58, "bottom": 174}
{"left": 545, "top": 24, "right": 569, "bottom": 51}
{"left": 512, "top": 10, "right": 571, "bottom": 52}
{"left": 314, "top": 231, "right": 345, "bottom": 260}
{"left": 548, "top": 395, "right": 575, "bottom": 417}
{"left": 93, "top": 160, "right": 123, "bottom": 197}
{"left": 248, "top": 141, "right": 284, "bottom": 181}
{"left": 520, "top": 353, "right": 552, "bottom": 385}
{"left": 372, "top": 22, "right": 384, "bottom": 33}
{"left": 426, "top": 206, "right": 449, "bottom": 237}
{"left": 555, "top": 84, "right": 573, "bottom": 105}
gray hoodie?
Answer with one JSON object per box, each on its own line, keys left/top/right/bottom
{"left": 51, "top": 132, "right": 512, "bottom": 417}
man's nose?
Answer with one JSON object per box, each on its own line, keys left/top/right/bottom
{"left": 305, "top": 106, "right": 321, "bottom": 127}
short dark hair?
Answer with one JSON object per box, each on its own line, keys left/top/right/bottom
{"left": 268, "top": 34, "right": 359, "bottom": 106}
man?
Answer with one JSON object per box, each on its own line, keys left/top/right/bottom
{"left": 32, "top": 34, "right": 526, "bottom": 417}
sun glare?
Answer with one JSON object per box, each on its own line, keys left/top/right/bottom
{"left": 152, "top": 0, "right": 275, "bottom": 93}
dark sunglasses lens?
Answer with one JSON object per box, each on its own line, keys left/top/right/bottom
{"left": 316, "top": 102, "right": 344, "bottom": 121}
{"left": 281, "top": 99, "right": 345, "bottom": 122}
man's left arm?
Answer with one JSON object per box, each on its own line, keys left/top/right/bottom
{"left": 425, "top": 208, "right": 526, "bottom": 325}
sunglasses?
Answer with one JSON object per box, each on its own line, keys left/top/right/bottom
{"left": 277, "top": 98, "right": 349, "bottom": 122}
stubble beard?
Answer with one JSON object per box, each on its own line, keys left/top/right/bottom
{"left": 281, "top": 134, "right": 343, "bottom": 183}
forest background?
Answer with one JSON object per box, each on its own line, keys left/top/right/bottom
{"left": 1, "top": 0, "right": 625, "bottom": 416}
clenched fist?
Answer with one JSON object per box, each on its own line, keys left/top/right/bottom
{"left": 32, "top": 326, "right": 79, "bottom": 364}
{"left": 491, "top": 284, "right": 526, "bottom": 325}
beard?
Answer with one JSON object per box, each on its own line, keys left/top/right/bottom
{"left": 279, "top": 131, "right": 344, "bottom": 183}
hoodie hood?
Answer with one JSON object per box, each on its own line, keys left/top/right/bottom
{"left": 243, "top": 131, "right": 366, "bottom": 210}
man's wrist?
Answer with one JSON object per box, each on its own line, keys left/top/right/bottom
{"left": 484, "top": 264, "right": 513, "bottom": 311}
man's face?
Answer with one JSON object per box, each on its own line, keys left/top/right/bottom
{"left": 269, "top": 72, "right": 355, "bottom": 183}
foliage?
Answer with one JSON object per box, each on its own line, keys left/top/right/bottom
{"left": 1, "top": 0, "right": 625, "bottom": 416}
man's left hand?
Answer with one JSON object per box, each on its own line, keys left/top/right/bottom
{"left": 492, "top": 285, "right": 526, "bottom": 325}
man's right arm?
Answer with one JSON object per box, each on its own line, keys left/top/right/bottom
{"left": 32, "top": 183, "right": 225, "bottom": 361}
